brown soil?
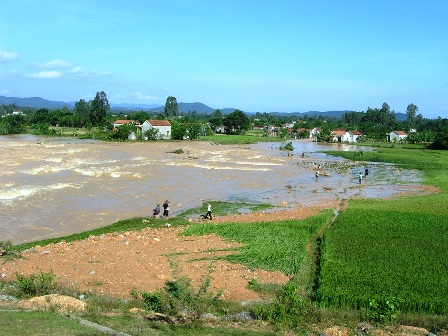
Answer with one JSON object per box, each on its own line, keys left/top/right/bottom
{"left": 1, "top": 204, "right": 334, "bottom": 303}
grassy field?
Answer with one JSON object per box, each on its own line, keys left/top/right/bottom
{"left": 1, "top": 143, "right": 448, "bottom": 334}
{"left": 318, "top": 146, "right": 448, "bottom": 317}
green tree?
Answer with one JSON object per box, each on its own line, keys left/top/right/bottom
{"left": 406, "top": 103, "right": 418, "bottom": 129}
{"left": 209, "top": 109, "right": 223, "bottom": 130}
{"left": 143, "top": 128, "right": 160, "bottom": 140}
{"left": 164, "top": 96, "right": 179, "bottom": 118}
{"left": 130, "top": 111, "right": 150, "bottom": 124}
{"left": 110, "top": 124, "right": 136, "bottom": 141}
{"left": 0, "top": 114, "right": 26, "bottom": 134}
{"left": 74, "top": 99, "right": 90, "bottom": 127}
{"left": 170, "top": 120, "right": 187, "bottom": 140}
{"left": 30, "top": 108, "right": 50, "bottom": 124}
{"left": 187, "top": 123, "right": 202, "bottom": 140}
{"left": 223, "top": 109, "right": 251, "bottom": 134}
{"left": 89, "top": 91, "right": 110, "bottom": 125}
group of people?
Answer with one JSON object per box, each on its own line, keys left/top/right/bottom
{"left": 358, "top": 168, "right": 369, "bottom": 184}
{"left": 152, "top": 200, "right": 170, "bottom": 219}
{"left": 151, "top": 200, "right": 213, "bottom": 220}
{"left": 313, "top": 163, "right": 369, "bottom": 185}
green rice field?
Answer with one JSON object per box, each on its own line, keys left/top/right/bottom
{"left": 317, "top": 147, "right": 448, "bottom": 315}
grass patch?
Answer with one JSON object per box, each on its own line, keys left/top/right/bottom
{"left": 182, "top": 210, "right": 333, "bottom": 275}
{"left": 0, "top": 311, "right": 105, "bottom": 336}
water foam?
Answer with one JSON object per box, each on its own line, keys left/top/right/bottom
{"left": 0, "top": 183, "right": 77, "bottom": 202}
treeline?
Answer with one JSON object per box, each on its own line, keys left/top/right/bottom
{"left": 1, "top": 93, "right": 447, "bottom": 148}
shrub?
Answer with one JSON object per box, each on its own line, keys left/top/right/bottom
{"left": 141, "top": 289, "right": 167, "bottom": 312}
{"left": 279, "top": 141, "right": 294, "bottom": 151}
{"left": 137, "top": 275, "right": 224, "bottom": 320}
{"left": 15, "top": 271, "right": 59, "bottom": 298}
{"left": 367, "top": 296, "right": 401, "bottom": 322}
{"left": 254, "top": 280, "right": 320, "bottom": 327}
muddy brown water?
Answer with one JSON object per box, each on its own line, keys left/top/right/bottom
{"left": 1, "top": 135, "right": 423, "bottom": 244}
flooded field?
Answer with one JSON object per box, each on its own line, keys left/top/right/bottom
{"left": 1, "top": 135, "right": 423, "bottom": 244}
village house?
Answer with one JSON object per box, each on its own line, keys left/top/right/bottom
{"left": 348, "top": 130, "right": 362, "bottom": 142}
{"left": 388, "top": 130, "right": 407, "bottom": 142}
{"left": 330, "top": 129, "right": 350, "bottom": 142}
{"left": 141, "top": 119, "right": 172, "bottom": 140}
{"left": 309, "top": 127, "right": 322, "bottom": 139}
{"left": 112, "top": 119, "right": 139, "bottom": 128}
{"left": 12, "top": 109, "right": 26, "bottom": 116}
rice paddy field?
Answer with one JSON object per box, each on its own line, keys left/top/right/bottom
{"left": 316, "top": 146, "right": 448, "bottom": 315}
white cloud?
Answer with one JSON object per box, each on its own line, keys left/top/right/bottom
{"left": 131, "top": 91, "right": 157, "bottom": 100}
{"left": 68, "top": 66, "right": 110, "bottom": 79}
{"left": 0, "top": 89, "right": 10, "bottom": 94}
{"left": 26, "top": 71, "right": 63, "bottom": 79}
{"left": 36, "top": 58, "right": 72, "bottom": 69}
{"left": 0, "top": 50, "right": 19, "bottom": 62}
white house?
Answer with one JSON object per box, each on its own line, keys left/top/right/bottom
{"left": 331, "top": 130, "right": 350, "bottom": 142}
{"left": 348, "top": 130, "right": 362, "bottom": 142}
{"left": 12, "top": 109, "right": 26, "bottom": 116}
{"left": 309, "top": 127, "right": 322, "bottom": 139}
{"left": 388, "top": 130, "right": 407, "bottom": 142}
{"left": 141, "top": 119, "right": 171, "bottom": 140}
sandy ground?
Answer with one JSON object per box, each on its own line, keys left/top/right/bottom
{"left": 1, "top": 205, "right": 334, "bottom": 302}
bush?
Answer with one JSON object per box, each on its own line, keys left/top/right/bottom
{"left": 137, "top": 276, "right": 224, "bottom": 320}
{"left": 429, "top": 133, "right": 448, "bottom": 150}
{"left": 254, "top": 280, "right": 319, "bottom": 327}
{"left": 367, "top": 296, "right": 401, "bottom": 322}
{"left": 15, "top": 271, "right": 59, "bottom": 298}
{"left": 279, "top": 141, "right": 294, "bottom": 151}
{"left": 141, "top": 289, "right": 167, "bottom": 312}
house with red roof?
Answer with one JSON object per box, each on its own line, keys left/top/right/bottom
{"left": 348, "top": 130, "right": 362, "bottom": 142}
{"left": 331, "top": 129, "right": 350, "bottom": 142}
{"left": 141, "top": 119, "right": 171, "bottom": 139}
{"left": 388, "top": 130, "right": 407, "bottom": 142}
{"left": 112, "top": 119, "right": 139, "bottom": 128}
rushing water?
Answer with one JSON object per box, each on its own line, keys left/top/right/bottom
{"left": 1, "top": 135, "right": 423, "bottom": 244}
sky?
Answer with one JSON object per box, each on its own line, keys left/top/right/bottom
{"left": 1, "top": 1, "right": 447, "bottom": 119}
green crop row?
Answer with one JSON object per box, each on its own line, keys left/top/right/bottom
{"left": 181, "top": 210, "right": 333, "bottom": 276}
{"left": 316, "top": 191, "right": 448, "bottom": 315}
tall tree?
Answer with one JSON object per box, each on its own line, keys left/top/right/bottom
{"left": 164, "top": 96, "right": 179, "bottom": 118}
{"left": 406, "top": 103, "right": 418, "bottom": 129}
{"left": 74, "top": 99, "right": 90, "bottom": 127}
{"left": 89, "top": 91, "right": 109, "bottom": 125}
{"left": 209, "top": 109, "right": 223, "bottom": 130}
{"left": 223, "top": 109, "right": 251, "bottom": 134}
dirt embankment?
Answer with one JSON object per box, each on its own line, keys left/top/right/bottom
{"left": 1, "top": 204, "right": 329, "bottom": 302}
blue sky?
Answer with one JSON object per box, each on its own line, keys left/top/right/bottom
{"left": 1, "top": 1, "right": 447, "bottom": 118}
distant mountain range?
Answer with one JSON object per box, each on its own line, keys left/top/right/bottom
{"left": 0, "top": 95, "right": 408, "bottom": 121}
